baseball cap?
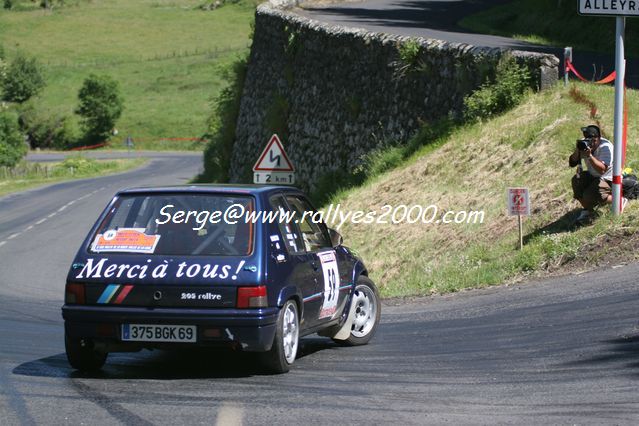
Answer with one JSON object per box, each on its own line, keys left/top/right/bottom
{"left": 581, "top": 125, "right": 601, "bottom": 138}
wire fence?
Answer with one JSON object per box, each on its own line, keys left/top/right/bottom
{"left": 0, "top": 162, "right": 54, "bottom": 180}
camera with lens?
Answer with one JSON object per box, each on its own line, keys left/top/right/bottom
{"left": 576, "top": 138, "right": 593, "bottom": 151}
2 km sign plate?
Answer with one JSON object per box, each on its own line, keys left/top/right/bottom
{"left": 579, "top": 0, "right": 639, "bottom": 16}
{"left": 253, "top": 134, "right": 295, "bottom": 185}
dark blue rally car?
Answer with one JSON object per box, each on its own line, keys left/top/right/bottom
{"left": 62, "top": 185, "right": 380, "bottom": 373}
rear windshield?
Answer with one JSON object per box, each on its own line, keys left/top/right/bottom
{"left": 89, "top": 194, "right": 255, "bottom": 256}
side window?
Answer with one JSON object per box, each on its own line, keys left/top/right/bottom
{"left": 285, "top": 196, "right": 332, "bottom": 252}
{"left": 269, "top": 195, "right": 305, "bottom": 255}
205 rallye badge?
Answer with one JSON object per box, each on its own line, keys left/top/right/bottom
{"left": 91, "top": 228, "right": 161, "bottom": 254}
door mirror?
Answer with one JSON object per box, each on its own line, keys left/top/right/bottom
{"left": 328, "top": 228, "right": 343, "bottom": 247}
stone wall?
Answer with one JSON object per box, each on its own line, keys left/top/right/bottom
{"left": 229, "top": 2, "right": 559, "bottom": 191}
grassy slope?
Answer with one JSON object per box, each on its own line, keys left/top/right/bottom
{"left": 459, "top": 0, "right": 639, "bottom": 58}
{"left": 328, "top": 82, "right": 639, "bottom": 298}
{"left": 0, "top": 0, "right": 256, "bottom": 150}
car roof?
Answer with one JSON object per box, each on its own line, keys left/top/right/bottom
{"left": 116, "top": 184, "right": 302, "bottom": 198}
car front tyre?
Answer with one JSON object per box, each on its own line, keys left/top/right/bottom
{"left": 260, "top": 300, "right": 299, "bottom": 374}
{"left": 336, "top": 276, "right": 381, "bottom": 346}
{"left": 65, "top": 332, "right": 107, "bottom": 372}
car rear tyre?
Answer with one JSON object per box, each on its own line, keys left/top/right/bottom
{"left": 334, "top": 276, "right": 380, "bottom": 346}
{"left": 260, "top": 300, "right": 299, "bottom": 374}
{"left": 65, "top": 332, "right": 107, "bottom": 372}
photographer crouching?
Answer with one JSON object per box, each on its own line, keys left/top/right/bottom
{"left": 569, "top": 125, "right": 625, "bottom": 225}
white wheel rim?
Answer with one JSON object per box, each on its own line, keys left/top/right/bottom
{"left": 282, "top": 303, "right": 299, "bottom": 364}
{"left": 351, "top": 285, "right": 377, "bottom": 338}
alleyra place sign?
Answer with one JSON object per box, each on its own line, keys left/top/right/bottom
{"left": 580, "top": 0, "right": 639, "bottom": 15}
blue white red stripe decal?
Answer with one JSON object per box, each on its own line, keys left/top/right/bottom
{"left": 97, "top": 284, "right": 120, "bottom": 304}
{"left": 303, "top": 292, "right": 322, "bottom": 303}
{"left": 114, "top": 285, "right": 134, "bottom": 304}
{"left": 97, "top": 284, "right": 134, "bottom": 304}
{"left": 304, "top": 283, "right": 353, "bottom": 303}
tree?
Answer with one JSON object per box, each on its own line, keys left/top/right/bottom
{"left": 75, "top": 74, "right": 123, "bottom": 141}
{"left": 0, "top": 112, "right": 27, "bottom": 167}
{"left": 2, "top": 53, "right": 45, "bottom": 103}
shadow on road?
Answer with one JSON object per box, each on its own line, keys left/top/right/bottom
{"left": 302, "top": 0, "right": 639, "bottom": 86}
{"left": 305, "top": 0, "right": 513, "bottom": 31}
{"left": 561, "top": 333, "right": 639, "bottom": 375}
{"left": 12, "top": 337, "right": 337, "bottom": 380}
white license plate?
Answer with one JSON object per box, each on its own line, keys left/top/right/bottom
{"left": 121, "top": 324, "right": 197, "bottom": 343}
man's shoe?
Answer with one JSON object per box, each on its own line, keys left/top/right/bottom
{"left": 576, "top": 209, "right": 590, "bottom": 221}
{"left": 575, "top": 209, "right": 592, "bottom": 226}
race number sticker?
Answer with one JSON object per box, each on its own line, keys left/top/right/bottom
{"left": 318, "top": 250, "right": 340, "bottom": 319}
{"left": 91, "top": 228, "right": 160, "bottom": 254}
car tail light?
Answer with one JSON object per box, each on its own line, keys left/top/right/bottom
{"left": 65, "top": 282, "right": 86, "bottom": 304}
{"left": 237, "top": 286, "right": 267, "bottom": 308}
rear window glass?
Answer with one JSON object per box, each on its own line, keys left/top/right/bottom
{"left": 89, "top": 194, "right": 255, "bottom": 256}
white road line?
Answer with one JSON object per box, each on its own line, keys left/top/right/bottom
{"left": 215, "top": 403, "right": 244, "bottom": 426}
{"left": 16, "top": 190, "right": 102, "bottom": 240}
{"left": 0, "top": 241, "right": 6, "bottom": 248}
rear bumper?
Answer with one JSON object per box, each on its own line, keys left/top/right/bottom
{"left": 62, "top": 305, "right": 279, "bottom": 352}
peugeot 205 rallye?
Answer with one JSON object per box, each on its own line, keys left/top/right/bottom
{"left": 62, "top": 185, "right": 380, "bottom": 373}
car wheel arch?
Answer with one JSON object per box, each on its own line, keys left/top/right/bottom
{"left": 276, "top": 286, "right": 304, "bottom": 318}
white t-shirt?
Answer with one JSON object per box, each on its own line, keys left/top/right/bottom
{"left": 584, "top": 138, "right": 613, "bottom": 180}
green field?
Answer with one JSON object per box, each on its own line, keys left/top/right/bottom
{"left": 0, "top": 0, "right": 256, "bottom": 150}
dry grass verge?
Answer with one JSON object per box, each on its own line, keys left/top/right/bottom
{"left": 327, "top": 82, "right": 639, "bottom": 297}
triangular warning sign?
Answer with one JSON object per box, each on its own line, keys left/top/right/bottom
{"left": 253, "top": 134, "right": 295, "bottom": 172}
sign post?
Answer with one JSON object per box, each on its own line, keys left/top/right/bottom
{"left": 612, "top": 18, "right": 626, "bottom": 214}
{"left": 564, "top": 46, "right": 572, "bottom": 87}
{"left": 578, "top": 1, "right": 635, "bottom": 215}
{"left": 125, "top": 135, "right": 134, "bottom": 155}
{"left": 507, "top": 188, "right": 530, "bottom": 250}
{"left": 253, "top": 134, "right": 295, "bottom": 185}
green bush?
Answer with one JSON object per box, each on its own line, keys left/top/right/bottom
{"left": 2, "top": 53, "right": 46, "bottom": 103}
{"left": 19, "top": 105, "right": 76, "bottom": 149}
{"left": 52, "top": 156, "right": 101, "bottom": 176}
{"left": 463, "top": 54, "right": 531, "bottom": 122}
{"left": 0, "top": 112, "right": 27, "bottom": 167}
{"left": 198, "top": 54, "right": 248, "bottom": 183}
{"left": 75, "top": 74, "right": 124, "bottom": 142}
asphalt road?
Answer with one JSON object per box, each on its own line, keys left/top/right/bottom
{"left": 1, "top": 152, "right": 639, "bottom": 423}
{"left": 299, "top": 0, "right": 639, "bottom": 86}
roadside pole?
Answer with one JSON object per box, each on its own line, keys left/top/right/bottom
{"left": 612, "top": 17, "right": 626, "bottom": 215}
{"left": 564, "top": 47, "right": 572, "bottom": 87}
{"left": 578, "top": 2, "right": 633, "bottom": 216}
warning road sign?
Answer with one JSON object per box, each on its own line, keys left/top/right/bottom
{"left": 253, "top": 134, "right": 295, "bottom": 184}
{"left": 253, "top": 134, "right": 295, "bottom": 172}
{"left": 507, "top": 188, "right": 530, "bottom": 216}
